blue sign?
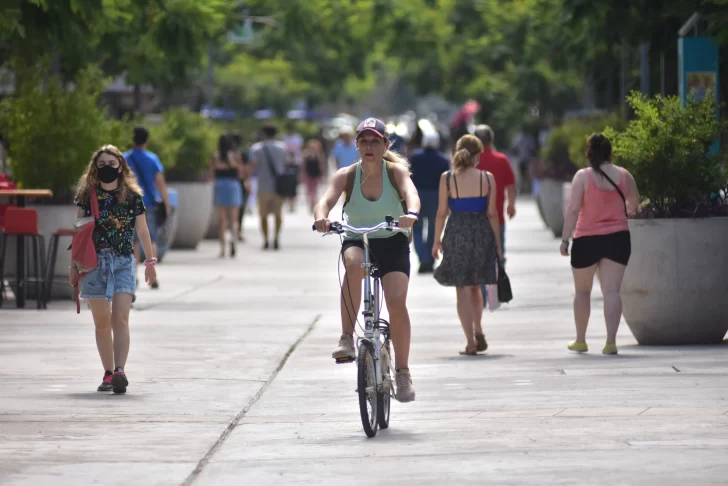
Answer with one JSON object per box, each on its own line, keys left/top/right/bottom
{"left": 678, "top": 36, "right": 720, "bottom": 151}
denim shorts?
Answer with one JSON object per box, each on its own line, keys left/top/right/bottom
{"left": 80, "top": 250, "right": 137, "bottom": 301}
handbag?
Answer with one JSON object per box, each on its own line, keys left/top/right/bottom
{"left": 128, "top": 153, "right": 168, "bottom": 226}
{"left": 497, "top": 263, "right": 513, "bottom": 303}
{"left": 263, "top": 144, "right": 298, "bottom": 198}
{"left": 70, "top": 187, "right": 100, "bottom": 314}
{"left": 597, "top": 168, "right": 628, "bottom": 217}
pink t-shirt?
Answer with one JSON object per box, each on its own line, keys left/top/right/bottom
{"left": 574, "top": 168, "right": 629, "bottom": 238}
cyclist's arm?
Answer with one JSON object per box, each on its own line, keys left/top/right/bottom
{"left": 391, "top": 163, "right": 421, "bottom": 214}
{"left": 313, "top": 167, "right": 348, "bottom": 221}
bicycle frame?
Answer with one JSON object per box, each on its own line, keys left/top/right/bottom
{"left": 316, "top": 218, "right": 404, "bottom": 395}
{"left": 360, "top": 230, "right": 384, "bottom": 392}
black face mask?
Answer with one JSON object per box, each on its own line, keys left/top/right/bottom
{"left": 98, "top": 165, "right": 120, "bottom": 184}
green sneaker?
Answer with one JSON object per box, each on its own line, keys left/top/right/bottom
{"left": 602, "top": 344, "right": 618, "bottom": 355}
{"left": 568, "top": 341, "right": 588, "bottom": 353}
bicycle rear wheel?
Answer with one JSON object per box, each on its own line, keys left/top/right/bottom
{"left": 357, "top": 341, "right": 378, "bottom": 438}
{"left": 377, "top": 337, "right": 392, "bottom": 429}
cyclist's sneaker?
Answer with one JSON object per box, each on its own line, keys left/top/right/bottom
{"left": 332, "top": 333, "right": 355, "bottom": 360}
{"left": 111, "top": 368, "right": 128, "bottom": 394}
{"left": 395, "top": 368, "right": 416, "bottom": 403}
{"left": 97, "top": 372, "right": 113, "bottom": 392}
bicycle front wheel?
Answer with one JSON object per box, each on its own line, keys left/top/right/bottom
{"left": 357, "top": 341, "right": 378, "bottom": 438}
{"left": 377, "top": 337, "right": 392, "bottom": 429}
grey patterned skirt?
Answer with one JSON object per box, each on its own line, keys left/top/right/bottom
{"left": 434, "top": 211, "right": 498, "bottom": 287}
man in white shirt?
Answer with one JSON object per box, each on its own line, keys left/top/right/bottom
{"left": 249, "top": 124, "right": 288, "bottom": 250}
{"left": 283, "top": 122, "right": 304, "bottom": 213}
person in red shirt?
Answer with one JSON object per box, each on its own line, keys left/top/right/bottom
{"left": 475, "top": 125, "right": 517, "bottom": 308}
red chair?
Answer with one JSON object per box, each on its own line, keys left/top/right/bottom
{"left": 43, "top": 227, "right": 75, "bottom": 305}
{"left": 0, "top": 207, "right": 46, "bottom": 309}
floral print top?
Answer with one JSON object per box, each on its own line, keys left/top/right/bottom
{"left": 77, "top": 187, "right": 146, "bottom": 256}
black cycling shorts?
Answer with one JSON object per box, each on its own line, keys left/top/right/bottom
{"left": 571, "top": 230, "right": 631, "bottom": 269}
{"left": 341, "top": 233, "right": 411, "bottom": 278}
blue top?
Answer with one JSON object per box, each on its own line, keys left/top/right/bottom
{"left": 447, "top": 171, "right": 489, "bottom": 213}
{"left": 332, "top": 140, "right": 360, "bottom": 168}
{"left": 124, "top": 148, "right": 164, "bottom": 209}
{"left": 409, "top": 148, "right": 450, "bottom": 191}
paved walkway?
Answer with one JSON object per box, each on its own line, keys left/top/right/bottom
{"left": 1, "top": 197, "right": 727, "bottom": 485}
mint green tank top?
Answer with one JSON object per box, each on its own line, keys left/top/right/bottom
{"left": 344, "top": 161, "right": 408, "bottom": 240}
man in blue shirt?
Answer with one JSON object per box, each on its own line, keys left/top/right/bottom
{"left": 408, "top": 130, "right": 450, "bottom": 273}
{"left": 330, "top": 126, "right": 360, "bottom": 169}
{"left": 124, "top": 126, "right": 171, "bottom": 289}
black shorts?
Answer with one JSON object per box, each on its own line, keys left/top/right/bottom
{"left": 341, "top": 233, "right": 411, "bottom": 278}
{"left": 571, "top": 230, "right": 631, "bottom": 269}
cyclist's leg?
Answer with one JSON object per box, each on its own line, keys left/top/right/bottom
{"left": 340, "top": 245, "right": 365, "bottom": 335}
{"left": 382, "top": 270, "right": 416, "bottom": 403}
{"left": 381, "top": 271, "right": 410, "bottom": 369}
{"left": 332, "top": 244, "right": 364, "bottom": 360}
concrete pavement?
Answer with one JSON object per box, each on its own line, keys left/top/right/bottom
{"left": 1, "top": 196, "right": 727, "bottom": 485}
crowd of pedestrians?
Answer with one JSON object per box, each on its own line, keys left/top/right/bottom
{"left": 69, "top": 117, "right": 636, "bottom": 397}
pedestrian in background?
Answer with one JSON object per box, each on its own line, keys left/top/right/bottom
{"left": 561, "top": 133, "right": 640, "bottom": 355}
{"left": 124, "top": 126, "right": 170, "bottom": 290}
{"left": 433, "top": 135, "right": 502, "bottom": 355}
{"left": 408, "top": 127, "right": 450, "bottom": 273}
{"left": 210, "top": 133, "right": 245, "bottom": 258}
{"left": 474, "top": 124, "right": 516, "bottom": 308}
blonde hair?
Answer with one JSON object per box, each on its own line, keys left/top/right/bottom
{"left": 75, "top": 144, "right": 143, "bottom": 206}
{"left": 383, "top": 148, "right": 411, "bottom": 173}
{"left": 452, "top": 134, "right": 483, "bottom": 171}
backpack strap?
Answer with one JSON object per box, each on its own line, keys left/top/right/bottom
{"left": 385, "top": 161, "right": 407, "bottom": 212}
{"left": 343, "top": 162, "right": 359, "bottom": 206}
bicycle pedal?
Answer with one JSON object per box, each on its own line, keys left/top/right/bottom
{"left": 334, "top": 357, "right": 356, "bottom": 364}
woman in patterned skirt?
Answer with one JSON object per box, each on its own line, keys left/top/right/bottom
{"left": 432, "top": 134, "right": 503, "bottom": 355}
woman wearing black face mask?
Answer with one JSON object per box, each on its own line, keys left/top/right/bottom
{"left": 71, "top": 145, "right": 157, "bottom": 394}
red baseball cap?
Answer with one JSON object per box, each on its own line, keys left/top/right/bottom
{"left": 356, "top": 118, "right": 389, "bottom": 139}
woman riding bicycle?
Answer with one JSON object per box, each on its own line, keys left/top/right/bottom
{"left": 313, "top": 118, "right": 421, "bottom": 403}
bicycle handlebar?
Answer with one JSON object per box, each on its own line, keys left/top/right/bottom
{"left": 311, "top": 217, "right": 405, "bottom": 236}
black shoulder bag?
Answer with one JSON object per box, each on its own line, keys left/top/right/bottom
{"left": 128, "top": 153, "right": 167, "bottom": 226}
{"left": 263, "top": 144, "right": 298, "bottom": 198}
{"left": 597, "top": 168, "right": 628, "bottom": 217}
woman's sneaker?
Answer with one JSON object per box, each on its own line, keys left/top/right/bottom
{"left": 395, "top": 369, "right": 416, "bottom": 402}
{"left": 112, "top": 369, "right": 128, "bottom": 394}
{"left": 97, "top": 372, "right": 113, "bottom": 392}
{"left": 332, "top": 333, "right": 355, "bottom": 361}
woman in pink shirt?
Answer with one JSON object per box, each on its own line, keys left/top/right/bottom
{"left": 560, "top": 134, "right": 640, "bottom": 355}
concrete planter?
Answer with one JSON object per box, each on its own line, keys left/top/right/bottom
{"left": 539, "top": 178, "right": 565, "bottom": 237}
{"left": 621, "top": 218, "right": 728, "bottom": 345}
{"left": 169, "top": 182, "right": 213, "bottom": 250}
{"left": 205, "top": 205, "right": 219, "bottom": 239}
{"left": 4, "top": 204, "right": 77, "bottom": 300}
{"left": 562, "top": 182, "right": 572, "bottom": 220}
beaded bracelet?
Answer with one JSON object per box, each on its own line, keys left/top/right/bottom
{"left": 144, "top": 257, "right": 158, "bottom": 267}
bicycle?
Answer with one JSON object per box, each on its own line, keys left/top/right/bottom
{"left": 313, "top": 216, "right": 408, "bottom": 438}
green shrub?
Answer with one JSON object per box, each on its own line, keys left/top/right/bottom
{"left": 604, "top": 91, "right": 728, "bottom": 218}
{"left": 566, "top": 113, "right": 626, "bottom": 169}
{"left": 541, "top": 112, "right": 625, "bottom": 170}
{"left": 0, "top": 66, "right": 112, "bottom": 203}
{"left": 147, "top": 108, "right": 221, "bottom": 182}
